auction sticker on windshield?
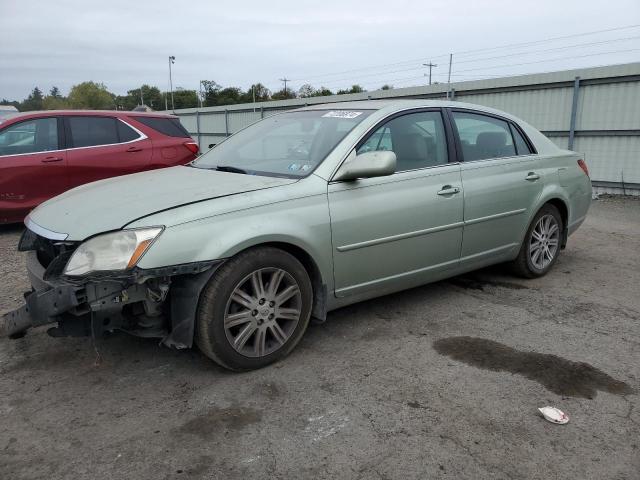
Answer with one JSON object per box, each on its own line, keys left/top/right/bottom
{"left": 322, "top": 111, "right": 363, "bottom": 119}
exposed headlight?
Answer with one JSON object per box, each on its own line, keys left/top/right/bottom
{"left": 63, "top": 227, "right": 163, "bottom": 276}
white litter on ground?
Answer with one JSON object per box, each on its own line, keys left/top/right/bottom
{"left": 538, "top": 406, "right": 569, "bottom": 424}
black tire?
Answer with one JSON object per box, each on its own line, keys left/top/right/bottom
{"left": 195, "top": 247, "right": 313, "bottom": 371}
{"left": 511, "top": 204, "right": 564, "bottom": 278}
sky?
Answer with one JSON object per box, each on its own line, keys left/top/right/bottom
{"left": 1, "top": 0, "right": 639, "bottom": 100}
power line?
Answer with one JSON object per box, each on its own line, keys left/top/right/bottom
{"left": 290, "top": 24, "right": 640, "bottom": 84}
{"left": 290, "top": 36, "right": 640, "bottom": 90}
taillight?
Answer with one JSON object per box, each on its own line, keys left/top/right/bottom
{"left": 577, "top": 159, "right": 589, "bottom": 177}
{"left": 183, "top": 141, "right": 199, "bottom": 155}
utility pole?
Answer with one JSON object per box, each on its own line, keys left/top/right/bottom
{"left": 446, "top": 54, "right": 453, "bottom": 99}
{"left": 199, "top": 80, "right": 204, "bottom": 108}
{"left": 168, "top": 56, "right": 176, "bottom": 111}
{"left": 279, "top": 77, "right": 290, "bottom": 97}
{"left": 423, "top": 62, "right": 437, "bottom": 85}
{"left": 140, "top": 87, "right": 144, "bottom": 107}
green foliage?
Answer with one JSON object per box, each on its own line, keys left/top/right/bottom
{"left": 68, "top": 81, "right": 115, "bottom": 109}
{"left": 20, "top": 87, "right": 44, "bottom": 111}
{"left": 115, "top": 85, "right": 163, "bottom": 110}
{"left": 245, "top": 83, "right": 271, "bottom": 102}
{"left": 337, "top": 84, "right": 366, "bottom": 95}
{"left": 170, "top": 88, "right": 198, "bottom": 109}
{"left": 380, "top": 84, "right": 393, "bottom": 90}
{"left": 42, "top": 95, "right": 70, "bottom": 110}
{"left": 271, "top": 88, "right": 296, "bottom": 100}
{"left": 298, "top": 84, "right": 334, "bottom": 98}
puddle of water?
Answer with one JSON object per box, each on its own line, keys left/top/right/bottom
{"left": 433, "top": 336, "right": 634, "bottom": 399}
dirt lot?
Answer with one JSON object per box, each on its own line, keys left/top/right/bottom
{"left": 1, "top": 197, "right": 639, "bottom": 480}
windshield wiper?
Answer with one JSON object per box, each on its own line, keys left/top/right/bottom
{"left": 214, "top": 165, "right": 248, "bottom": 174}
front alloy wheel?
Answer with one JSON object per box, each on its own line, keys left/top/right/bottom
{"left": 224, "top": 268, "right": 302, "bottom": 358}
{"left": 196, "top": 247, "right": 312, "bottom": 371}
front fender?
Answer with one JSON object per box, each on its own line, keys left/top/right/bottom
{"left": 135, "top": 193, "right": 334, "bottom": 293}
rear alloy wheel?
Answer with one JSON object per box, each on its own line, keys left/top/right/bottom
{"left": 511, "top": 204, "right": 563, "bottom": 278}
{"left": 195, "top": 247, "right": 312, "bottom": 371}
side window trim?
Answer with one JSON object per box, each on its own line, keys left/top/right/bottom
{"left": 448, "top": 107, "right": 537, "bottom": 162}
{"left": 354, "top": 107, "right": 456, "bottom": 170}
{"left": 62, "top": 116, "right": 147, "bottom": 150}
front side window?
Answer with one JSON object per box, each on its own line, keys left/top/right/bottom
{"left": 68, "top": 117, "right": 118, "bottom": 148}
{"left": 452, "top": 112, "right": 516, "bottom": 161}
{"left": 0, "top": 117, "right": 58, "bottom": 156}
{"left": 357, "top": 111, "right": 448, "bottom": 171}
{"left": 193, "top": 109, "right": 373, "bottom": 178}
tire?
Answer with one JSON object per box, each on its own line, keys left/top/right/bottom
{"left": 195, "top": 247, "right": 313, "bottom": 371}
{"left": 511, "top": 204, "right": 564, "bottom": 278}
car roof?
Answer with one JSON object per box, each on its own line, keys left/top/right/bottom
{"left": 298, "top": 99, "right": 520, "bottom": 119}
{"left": 0, "top": 110, "right": 178, "bottom": 123}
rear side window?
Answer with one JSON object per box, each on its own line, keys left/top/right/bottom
{"left": 0, "top": 117, "right": 58, "bottom": 155}
{"left": 452, "top": 112, "right": 516, "bottom": 161}
{"left": 69, "top": 117, "right": 118, "bottom": 148}
{"left": 132, "top": 116, "right": 190, "bottom": 138}
{"left": 117, "top": 120, "right": 141, "bottom": 142}
{"left": 510, "top": 124, "right": 533, "bottom": 155}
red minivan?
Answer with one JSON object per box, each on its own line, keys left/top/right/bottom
{"left": 0, "top": 110, "right": 199, "bottom": 224}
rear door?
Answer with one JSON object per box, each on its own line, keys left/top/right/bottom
{"left": 0, "top": 116, "right": 68, "bottom": 222}
{"left": 328, "top": 109, "right": 464, "bottom": 298}
{"left": 449, "top": 109, "right": 542, "bottom": 265}
{"left": 65, "top": 115, "right": 153, "bottom": 187}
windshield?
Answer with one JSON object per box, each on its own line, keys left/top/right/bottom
{"left": 193, "top": 109, "right": 373, "bottom": 177}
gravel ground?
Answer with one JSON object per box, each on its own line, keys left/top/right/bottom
{"left": 1, "top": 196, "right": 639, "bottom": 480}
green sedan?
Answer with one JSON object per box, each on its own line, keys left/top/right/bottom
{"left": 1, "top": 100, "right": 592, "bottom": 370}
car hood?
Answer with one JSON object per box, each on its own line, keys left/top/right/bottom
{"left": 28, "top": 166, "right": 297, "bottom": 240}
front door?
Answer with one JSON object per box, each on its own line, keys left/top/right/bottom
{"left": 0, "top": 116, "right": 68, "bottom": 222}
{"left": 328, "top": 109, "right": 464, "bottom": 298}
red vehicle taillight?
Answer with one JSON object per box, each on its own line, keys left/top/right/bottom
{"left": 577, "top": 159, "right": 589, "bottom": 177}
{"left": 183, "top": 141, "right": 199, "bottom": 155}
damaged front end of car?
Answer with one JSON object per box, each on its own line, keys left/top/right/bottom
{"left": 0, "top": 224, "right": 223, "bottom": 348}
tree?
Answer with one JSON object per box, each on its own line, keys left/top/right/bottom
{"left": 200, "top": 80, "right": 223, "bottom": 106}
{"left": 170, "top": 88, "right": 198, "bottom": 109}
{"left": 244, "top": 83, "right": 271, "bottom": 103}
{"left": 337, "top": 84, "right": 366, "bottom": 95}
{"left": 271, "top": 88, "right": 296, "bottom": 100}
{"left": 43, "top": 95, "right": 70, "bottom": 110}
{"left": 49, "top": 86, "right": 62, "bottom": 98}
{"left": 115, "top": 85, "right": 163, "bottom": 110}
{"left": 217, "top": 87, "right": 243, "bottom": 105}
{"left": 20, "top": 87, "right": 44, "bottom": 111}
{"left": 68, "top": 81, "right": 115, "bottom": 109}
{"left": 298, "top": 84, "right": 315, "bottom": 98}
{"left": 380, "top": 84, "right": 393, "bottom": 90}
{"left": 312, "top": 86, "right": 334, "bottom": 97}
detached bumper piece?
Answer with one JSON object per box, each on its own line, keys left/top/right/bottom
{"left": 1, "top": 285, "right": 85, "bottom": 338}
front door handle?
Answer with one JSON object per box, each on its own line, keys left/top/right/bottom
{"left": 41, "top": 156, "right": 63, "bottom": 163}
{"left": 126, "top": 146, "right": 143, "bottom": 152}
{"left": 525, "top": 172, "right": 540, "bottom": 181}
{"left": 437, "top": 185, "right": 461, "bottom": 196}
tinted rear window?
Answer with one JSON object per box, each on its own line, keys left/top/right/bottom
{"left": 117, "top": 120, "right": 141, "bottom": 142}
{"left": 69, "top": 117, "right": 118, "bottom": 148}
{"left": 132, "top": 116, "right": 190, "bottom": 138}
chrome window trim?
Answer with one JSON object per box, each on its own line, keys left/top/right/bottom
{"left": 25, "top": 216, "right": 69, "bottom": 241}
{"left": 0, "top": 118, "right": 147, "bottom": 158}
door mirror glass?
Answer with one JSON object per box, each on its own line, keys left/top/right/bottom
{"left": 333, "top": 150, "right": 396, "bottom": 181}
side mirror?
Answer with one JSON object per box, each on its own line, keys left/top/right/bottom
{"left": 333, "top": 150, "right": 396, "bottom": 182}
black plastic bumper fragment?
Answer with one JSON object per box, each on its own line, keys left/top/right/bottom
{"left": 0, "top": 285, "right": 85, "bottom": 338}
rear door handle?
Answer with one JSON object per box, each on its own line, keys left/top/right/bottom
{"left": 525, "top": 172, "right": 540, "bottom": 181}
{"left": 126, "top": 146, "right": 142, "bottom": 152}
{"left": 437, "top": 185, "right": 461, "bottom": 196}
{"left": 41, "top": 156, "right": 63, "bottom": 163}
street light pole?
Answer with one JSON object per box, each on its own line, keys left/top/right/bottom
{"left": 168, "top": 55, "right": 176, "bottom": 111}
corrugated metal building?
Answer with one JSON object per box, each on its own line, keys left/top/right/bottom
{"left": 169, "top": 62, "right": 640, "bottom": 195}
